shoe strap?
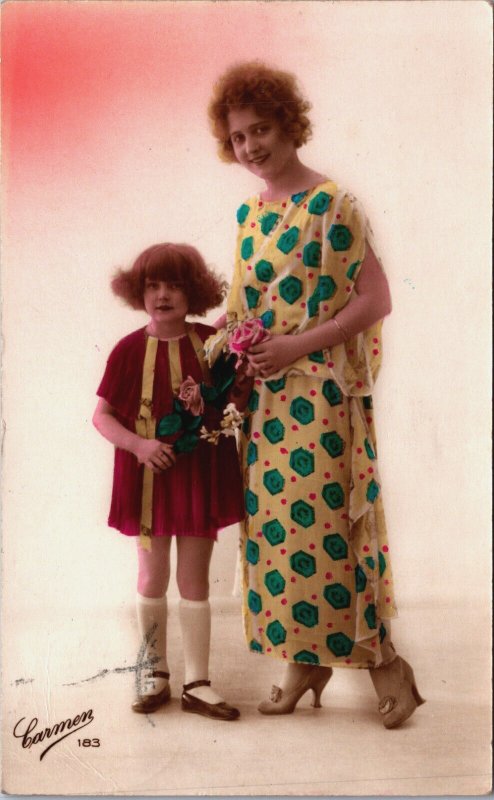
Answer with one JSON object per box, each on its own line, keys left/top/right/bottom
{"left": 183, "top": 679, "right": 211, "bottom": 691}
{"left": 152, "top": 670, "right": 170, "bottom": 680}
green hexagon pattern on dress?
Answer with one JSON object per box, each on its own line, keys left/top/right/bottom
{"left": 322, "top": 482, "right": 345, "bottom": 510}
{"left": 292, "top": 601, "right": 319, "bottom": 628}
{"left": 264, "top": 569, "right": 286, "bottom": 596}
{"left": 263, "top": 468, "right": 285, "bottom": 495}
{"left": 255, "top": 259, "right": 275, "bottom": 283}
{"left": 324, "top": 583, "right": 351, "bottom": 610}
{"left": 263, "top": 418, "right": 285, "bottom": 444}
{"left": 277, "top": 226, "right": 300, "bottom": 254}
{"left": 245, "top": 538, "right": 260, "bottom": 565}
{"left": 320, "top": 431, "right": 345, "bottom": 458}
{"left": 262, "top": 519, "right": 286, "bottom": 546}
{"left": 279, "top": 275, "right": 303, "bottom": 305}
{"left": 290, "top": 500, "right": 315, "bottom": 528}
{"left": 266, "top": 620, "right": 287, "bottom": 646}
{"left": 290, "top": 396, "right": 315, "bottom": 425}
{"left": 289, "top": 447, "right": 314, "bottom": 477}
{"left": 323, "top": 533, "right": 348, "bottom": 561}
{"left": 328, "top": 224, "right": 354, "bottom": 252}
{"left": 322, "top": 380, "right": 343, "bottom": 407}
{"left": 290, "top": 550, "right": 316, "bottom": 578}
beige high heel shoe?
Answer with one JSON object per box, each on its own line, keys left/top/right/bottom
{"left": 369, "top": 655, "right": 425, "bottom": 728}
{"left": 258, "top": 666, "right": 333, "bottom": 715}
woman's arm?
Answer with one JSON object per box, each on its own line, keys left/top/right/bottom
{"left": 213, "top": 313, "right": 227, "bottom": 329}
{"left": 92, "top": 397, "right": 175, "bottom": 473}
{"left": 247, "top": 244, "right": 391, "bottom": 377}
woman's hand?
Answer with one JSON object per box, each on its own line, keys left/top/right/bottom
{"left": 247, "top": 334, "right": 301, "bottom": 378}
{"left": 134, "top": 439, "right": 176, "bottom": 474}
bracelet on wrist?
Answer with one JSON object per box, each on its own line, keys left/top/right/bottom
{"left": 332, "top": 317, "right": 350, "bottom": 341}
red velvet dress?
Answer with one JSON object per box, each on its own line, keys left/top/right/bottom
{"left": 97, "top": 323, "right": 244, "bottom": 539}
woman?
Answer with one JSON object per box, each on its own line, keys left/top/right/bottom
{"left": 207, "top": 62, "right": 424, "bottom": 728}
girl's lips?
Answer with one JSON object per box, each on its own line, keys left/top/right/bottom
{"left": 156, "top": 305, "right": 173, "bottom": 311}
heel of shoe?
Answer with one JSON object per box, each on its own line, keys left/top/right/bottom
{"left": 310, "top": 667, "right": 333, "bottom": 708}
{"left": 403, "top": 660, "right": 426, "bottom": 707}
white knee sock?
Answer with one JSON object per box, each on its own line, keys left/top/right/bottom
{"left": 136, "top": 593, "right": 169, "bottom": 696}
{"left": 178, "top": 598, "right": 223, "bottom": 704}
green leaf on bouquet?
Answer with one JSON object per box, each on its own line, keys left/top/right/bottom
{"left": 175, "top": 433, "right": 199, "bottom": 453}
{"left": 157, "top": 413, "right": 182, "bottom": 436}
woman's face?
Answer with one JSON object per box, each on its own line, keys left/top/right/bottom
{"left": 227, "top": 107, "right": 297, "bottom": 182}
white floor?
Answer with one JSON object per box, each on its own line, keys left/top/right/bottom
{"left": 2, "top": 598, "right": 491, "bottom": 796}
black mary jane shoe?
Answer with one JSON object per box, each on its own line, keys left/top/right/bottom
{"left": 132, "top": 670, "right": 171, "bottom": 714}
{"left": 181, "top": 680, "right": 240, "bottom": 721}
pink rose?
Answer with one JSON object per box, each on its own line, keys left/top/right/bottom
{"left": 228, "top": 318, "right": 269, "bottom": 355}
{"left": 178, "top": 376, "right": 204, "bottom": 416}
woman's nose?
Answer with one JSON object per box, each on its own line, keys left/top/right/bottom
{"left": 245, "top": 135, "right": 259, "bottom": 155}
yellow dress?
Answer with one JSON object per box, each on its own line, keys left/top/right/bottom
{"left": 227, "top": 180, "right": 397, "bottom": 668}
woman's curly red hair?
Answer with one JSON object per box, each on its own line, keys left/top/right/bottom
{"left": 208, "top": 61, "right": 312, "bottom": 163}
{"left": 111, "top": 243, "right": 227, "bottom": 316}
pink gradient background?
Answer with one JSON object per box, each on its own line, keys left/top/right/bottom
{"left": 1, "top": 2, "right": 492, "bottom": 793}
{"left": 2, "top": 0, "right": 491, "bottom": 611}
{"left": 1, "top": 0, "right": 491, "bottom": 602}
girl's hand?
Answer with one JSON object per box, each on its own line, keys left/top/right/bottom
{"left": 247, "top": 335, "right": 300, "bottom": 378}
{"left": 135, "top": 439, "right": 176, "bottom": 473}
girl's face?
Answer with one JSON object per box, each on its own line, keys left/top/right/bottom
{"left": 227, "top": 107, "right": 297, "bottom": 182}
{"left": 143, "top": 278, "right": 188, "bottom": 334}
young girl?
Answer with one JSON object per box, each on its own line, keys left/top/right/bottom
{"left": 93, "top": 242, "right": 243, "bottom": 720}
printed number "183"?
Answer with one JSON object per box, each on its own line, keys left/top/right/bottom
{"left": 77, "top": 739, "right": 100, "bottom": 747}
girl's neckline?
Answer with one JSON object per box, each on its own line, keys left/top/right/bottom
{"left": 258, "top": 176, "right": 331, "bottom": 205}
{"left": 144, "top": 322, "right": 192, "bottom": 342}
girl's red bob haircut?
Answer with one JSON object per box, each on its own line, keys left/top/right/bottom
{"left": 208, "top": 61, "right": 312, "bottom": 163}
{"left": 111, "top": 243, "right": 227, "bottom": 316}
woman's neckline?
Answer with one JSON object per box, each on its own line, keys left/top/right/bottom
{"left": 258, "top": 176, "right": 331, "bottom": 205}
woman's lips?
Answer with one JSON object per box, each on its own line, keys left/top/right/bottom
{"left": 250, "top": 154, "right": 269, "bottom": 165}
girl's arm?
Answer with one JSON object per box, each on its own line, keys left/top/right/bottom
{"left": 247, "top": 244, "right": 391, "bottom": 377}
{"left": 92, "top": 398, "right": 175, "bottom": 473}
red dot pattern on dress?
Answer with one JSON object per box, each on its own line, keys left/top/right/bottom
{"left": 383, "top": 545, "right": 389, "bottom": 552}
{"left": 251, "top": 222, "right": 256, "bottom": 228}
{"left": 236, "top": 186, "right": 394, "bottom": 668}
{"left": 363, "top": 545, "right": 369, "bottom": 552}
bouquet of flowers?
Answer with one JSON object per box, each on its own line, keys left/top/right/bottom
{"left": 156, "top": 318, "right": 269, "bottom": 453}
